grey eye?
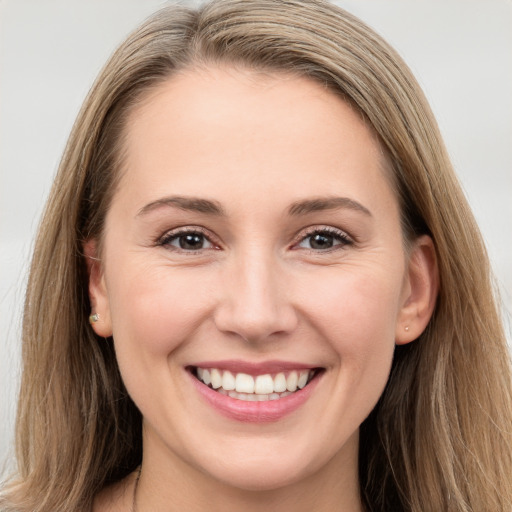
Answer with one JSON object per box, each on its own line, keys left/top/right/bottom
{"left": 307, "top": 233, "right": 336, "bottom": 250}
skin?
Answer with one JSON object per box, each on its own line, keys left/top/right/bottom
{"left": 89, "top": 66, "right": 437, "bottom": 512}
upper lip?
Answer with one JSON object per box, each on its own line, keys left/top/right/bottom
{"left": 188, "top": 359, "right": 321, "bottom": 375}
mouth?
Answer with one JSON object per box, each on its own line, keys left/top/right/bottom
{"left": 188, "top": 365, "right": 323, "bottom": 403}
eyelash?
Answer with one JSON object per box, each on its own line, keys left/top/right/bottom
{"left": 157, "top": 226, "right": 353, "bottom": 253}
{"left": 157, "top": 226, "right": 218, "bottom": 253}
{"left": 292, "top": 226, "right": 353, "bottom": 252}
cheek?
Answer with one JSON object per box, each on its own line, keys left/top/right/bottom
{"left": 105, "top": 262, "right": 219, "bottom": 413}
{"left": 107, "top": 260, "right": 214, "bottom": 361}
{"left": 316, "top": 267, "right": 402, "bottom": 427}
{"left": 302, "top": 261, "right": 402, "bottom": 336}
{"left": 298, "top": 261, "right": 403, "bottom": 391}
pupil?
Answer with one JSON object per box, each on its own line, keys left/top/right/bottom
{"left": 179, "top": 234, "right": 203, "bottom": 250}
{"left": 310, "top": 233, "right": 333, "bottom": 249}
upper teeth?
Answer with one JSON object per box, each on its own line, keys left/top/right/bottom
{"left": 196, "top": 368, "right": 313, "bottom": 394}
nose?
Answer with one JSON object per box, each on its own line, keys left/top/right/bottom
{"left": 213, "top": 249, "right": 298, "bottom": 344}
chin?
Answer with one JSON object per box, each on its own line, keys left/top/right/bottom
{"left": 192, "top": 440, "right": 330, "bottom": 493}
{"left": 211, "top": 461, "right": 311, "bottom": 492}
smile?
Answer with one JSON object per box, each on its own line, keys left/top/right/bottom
{"left": 187, "top": 361, "right": 324, "bottom": 422}
{"left": 194, "top": 367, "right": 317, "bottom": 402}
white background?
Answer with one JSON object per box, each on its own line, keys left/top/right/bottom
{"left": 1, "top": 0, "right": 511, "bottom": 472}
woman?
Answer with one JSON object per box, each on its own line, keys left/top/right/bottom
{"left": 2, "top": 0, "right": 511, "bottom": 511}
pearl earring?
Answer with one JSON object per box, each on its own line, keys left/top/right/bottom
{"left": 89, "top": 313, "right": 100, "bottom": 324}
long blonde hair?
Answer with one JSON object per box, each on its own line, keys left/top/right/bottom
{"left": 2, "top": 1, "right": 511, "bottom": 510}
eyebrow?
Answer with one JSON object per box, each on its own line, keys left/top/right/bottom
{"left": 287, "top": 196, "right": 372, "bottom": 217}
{"left": 136, "top": 194, "right": 371, "bottom": 219}
{"left": 136, "top": 196, "right": 225, "bottom": 217}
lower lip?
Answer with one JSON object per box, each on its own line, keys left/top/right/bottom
{"left": 188, "top": 370, "right": 321, "bottom": 423}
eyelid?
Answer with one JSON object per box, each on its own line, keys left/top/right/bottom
{"left": 155, "top": 224, "right": 353, "bottom": 252}
{"left": 291, "top": 225, "right": 353, "bottom": 250}
{"left": 157, "top": 225, "right": 221, "bottom": 250}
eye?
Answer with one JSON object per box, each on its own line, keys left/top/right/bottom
{"left": 159, "top": 229, "right": 215, "bottom": 251}
{"left": 296, "top": 228, "right": 352, "bottom": 251}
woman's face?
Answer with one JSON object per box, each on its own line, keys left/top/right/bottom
{"left": 89, "top": 67, "right": 430, "bottom": 492}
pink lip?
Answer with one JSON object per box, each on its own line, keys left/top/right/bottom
{"left": 190, "top": 359, "right": 317, "bottom": 375}
{"left": 187, "top": 365, "right": 322, "bottom": 423}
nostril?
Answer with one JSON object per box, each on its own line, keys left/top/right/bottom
{"left": 212, "top": 265, "right": 299, "bottom": 342}
{"left": 213, "top": 305, "right": 299, "bottom": 344}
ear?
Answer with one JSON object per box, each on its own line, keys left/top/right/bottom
{"left": 395, "top": 235, "right": 439, "bottom": 345}
{"left": 83, "top": 240, "right": 113, "bottom": 337}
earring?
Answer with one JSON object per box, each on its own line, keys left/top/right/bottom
{"left": 404, "top": 326, "right": 410, "bottom": 332}
{"left": 89, "top": 313, "right": 100, "bottom": 324}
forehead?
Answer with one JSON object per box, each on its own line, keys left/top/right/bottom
{"left": 116, "top": 66, "right": 397, "bottom": 219}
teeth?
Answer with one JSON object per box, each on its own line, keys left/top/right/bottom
{"left": 286, "top": 371, "right": 298, "bottom": 392}
{"left": 210, "top": 369, "right": 222, "bottom": 389}
{"left": 254, "top": 374, "right": 274, "bottom": 394}
{"left": 222, "top": 371, "right": 236, "bottom": 391}
{"left": 297, "top": 371, "right": 309, "bottom": 389}
{"left": 195, "top": 367, "right": 315, "bottom": 399}
{"left": 274, "top": 373, "right": 287, "bottom": 393}
{"left": 235, "top": 373, "right": 254, "bottom": 393}
{"left": 202, "top": 369, "right": 211, "bottom": 386}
